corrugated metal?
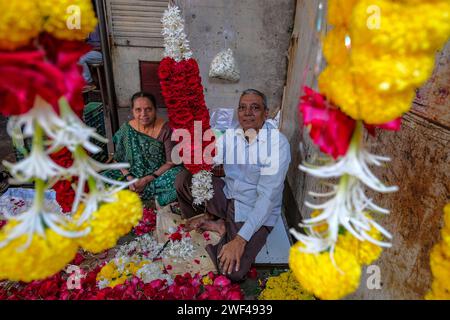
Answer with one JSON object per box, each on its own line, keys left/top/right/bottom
{"left": 106, "top": 0, "right": 169, "bottom": 47}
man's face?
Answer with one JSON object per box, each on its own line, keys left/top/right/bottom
{"left": 237, "top": 93, "right": 268, "bottom": 132}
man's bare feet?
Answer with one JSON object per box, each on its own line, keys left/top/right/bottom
{"left": 198, "top": 219, "right": 226, "bottom": 237}
{"left": 185, "top": 213, "right": 214, "bottom": 231}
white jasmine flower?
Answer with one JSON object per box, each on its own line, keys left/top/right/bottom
{"left": 209, "top": 48, "right": 240, "bottom": 82}
{"left": 161, "top": 5, "right": 193, "bottom": 62}
{"left": 191, "top": 170, "right": 214, "bottom": 205}
{"left": 292, "top": 122, "right": 396, "bottom": 254}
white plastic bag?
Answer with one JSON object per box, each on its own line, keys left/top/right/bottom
{"left": 209, "top": 48, "right": 240, "bottom": 82}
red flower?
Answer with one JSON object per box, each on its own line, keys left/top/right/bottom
{"left": 158, "top": 57, "right": 214, "bottom": 175}
{"left": 169, "top": 231, "right": 182, "bottom": 242}
{"left": 247, "top": 267, "right": 258, "bottom": 280}
{"left": 133, "top": 208, "right": 157, "bottom": 236}
{"left": 0, "top": 35, "right": 89, "bottom": 117}
{"left": 299, "top": 86, "right": 356, "bottom": 159}
{"left": 203, "top": 232, "right": 211, "bottom": 241}
{"left": 193, "top": 259, "right": 200, "bottom": 265}
{"left": 365, "top": 117, "right": 402, "bottom": 136}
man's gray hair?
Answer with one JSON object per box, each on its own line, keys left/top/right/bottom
{"left": 241, "top": 89, "right": 268, "bottom": 110}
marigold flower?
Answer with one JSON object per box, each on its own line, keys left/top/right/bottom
{"left": 289, "top": 242, "right": 361, "bottom": 300}
{"left": 0, "top": 221, "right": 78, "bottom": 282}
{"left": 75, "top": 190, "right": 143, "bottom": 254}
{"left": 38, "top": 0, "right": 97, "bottom": 41}
{"left": 258, "top": 271, "right": 315, "bottom": 300}
{"left": 0, "top": 1, "right": 41, "bottom": 50}
{"left": 336, "top": 229, "right": 383, "bottom": 265}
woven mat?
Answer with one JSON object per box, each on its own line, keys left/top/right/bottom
{"left": 155, "top": 202, "right": 220, "bottom": 277}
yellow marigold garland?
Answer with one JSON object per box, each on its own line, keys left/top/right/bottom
{"left": 258, "top": 270, "right": 315, "bottom": 300}
{"left": 0, "top": 1, "right": 41, "bottom": 50}
{"left": 289, "top": 242, "right": 361, "bottom": 300}
{"left": 319, "top": 0, "right": 450, "bottom": 124}
{"left": 0, "top": 221, "right": 78, "bottom": 282}
{"left": 76, "top": 190, "right": 143, "bottom": 254}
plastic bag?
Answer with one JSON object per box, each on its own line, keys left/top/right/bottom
{"left": 209, "top": 48, "right": 240, "bottom": 82}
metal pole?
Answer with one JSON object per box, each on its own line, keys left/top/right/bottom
{"left": 95, "top": 0, "right": 119, "bottom": 136}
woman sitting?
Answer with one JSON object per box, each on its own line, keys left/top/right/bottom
{"left": 103, "top": 92, "right": 182, "bottom": 206}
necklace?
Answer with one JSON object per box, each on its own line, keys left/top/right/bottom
{"left": 138, "top": 120, "right": 157, "bottom": 137}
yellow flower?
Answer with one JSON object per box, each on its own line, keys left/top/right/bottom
{"left": 258, "top": 271, "right": 315, "bottom": 300}
{"left": 319, "top": 66, "right": 415, "bottom": 124}
{"left": 97, "top": 261, "right": 117, "bottom": 281}
{"left": 429, "top": 242, "right": 450, "bottom": 290}
{"left": 351, "top": 48, "right": 436, "bottom": 93}
{"left": 425, "top": 281, "right": 450, "bottom": 300}
{"left": 309, "top": 210, "right": 329, "bottom": 234}
{"left": 336, "top": 228, "right": 383, "bottom": 265}
{"left": 327, "top": 0, "right": 359, "bottom": 28}
{"left": 0, "top": 1, "right": 42, "bottom": 50}
{"left": 202, "top": 275, "right": 213, "bottom": 285}
{"left": 38, "top": 0, "right": 97, "bottom": 41}
{"left": 289, "top": 242, "right": 361, "bottom": 300}
{"left": 323, "top": 27, "right": 350, "bottom": 66}
{"left": 0, "top": 221, "right": 78, "bottom": 282}
{"left": 351, "top": 0, "right": 450, "bottom": 55}
{"left": 76, "top": 190, "right": 143, "bottom": 254}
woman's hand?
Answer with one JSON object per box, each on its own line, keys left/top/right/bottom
{"left": 133, "top": 176, "right": 154, "bottom": 194}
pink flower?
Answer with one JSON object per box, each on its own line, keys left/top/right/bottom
{"left": 213, "top": 275, "right": 231, "bottom": 287}
{"left": 365, "top": 117, "right": 402, "bottom": 136}
{"left": 299, "top": 86, "right": 356, "bottom": 159}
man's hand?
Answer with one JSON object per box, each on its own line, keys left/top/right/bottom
{"left": 218, "top": 235, "right": 247, "bottom": 275}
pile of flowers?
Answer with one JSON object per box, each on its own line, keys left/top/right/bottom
{"left": 258, "top": 270, "right": 315, "bottom": 300}
{"left": 426, "top": 204, "right": 450, "bottom": 300}
{"left": 133, "top": 208, "right": 157, "bottom": 236}
{"left": 165, "top": 224, "right": 195, "bottom": 261}
{"left": 0, "top": 0, "right": 143, "bottom": 282}
{"left": 159, "top": 5, "right": 215, "bottom": 205}
{"left": 290, "top": 0, "right": 450, "bottom": 300}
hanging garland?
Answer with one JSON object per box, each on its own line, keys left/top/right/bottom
{"left": 0, "top": 0, "right": 143, "bottom": 282}
{"left": 289, "top": 0, "right": 450, "bottom": 300}
{"left": 159, "top": 5, "right": 214, "bottom": 205}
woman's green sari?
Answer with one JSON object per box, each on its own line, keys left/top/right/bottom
{"left": 103, "top": 123, "right": 182, "bottom": 206}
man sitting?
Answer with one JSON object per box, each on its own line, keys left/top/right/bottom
{"left": 175, "top": 89, "right": 291, "bottom": 281}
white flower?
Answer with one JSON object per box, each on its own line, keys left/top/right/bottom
{"left": 0, "top": 204, "right": 89, "bottom": 250}
{"left": 161, "top": 5, "right": 193, "bottom": 62}
{"left": 165, "top": 237, "right": 195, "bottom": 260}
{"left": 191, "top": 170, "right": 214, "bottom": 205}
{"left": 209, "top": 48, "right": 240, "bottom": 82}
{"left": 136, "top": 262, "right": 173, "bottom": 285}
{"left": 3, "top": 146, "right": 69, "bottom": 184}
{"left": 46, "top": 100, "right": 108, "bottom": 154}
{"left": 293, "top": 122, "right": 396, "bottom": 254}
{"left": 115, "top": 234, "right": 163, "bottom": 259}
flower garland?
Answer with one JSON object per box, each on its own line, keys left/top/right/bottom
{"left": 159, "top": 5, "right": 215, "bottom": 205}
{"left": 258, "top": 271, "right": 315, "bottom": 300}
{"left": 0, "top": 0, "right": 143, "bottom": 282}
{"left": 426, "top": 203, "right": 450, "bottom": 300}
{"left": 290, "top": 0, "right": 450, "bottom": 300}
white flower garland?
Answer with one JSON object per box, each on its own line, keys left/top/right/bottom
{"left": 161, "top": 5, "right": 193, "bottom": 62}
{"left": 191, "top": 170, "right": 214, "bottom": 206}
{"left": 0, "top": 97, "right": 134, "bottom": 248}
{"left": 291, "top": 122, "right": 397, "bottom": 254}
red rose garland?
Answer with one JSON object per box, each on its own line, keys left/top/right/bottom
{"left": 159, "top": 57, "right": 214, "bottom": 175}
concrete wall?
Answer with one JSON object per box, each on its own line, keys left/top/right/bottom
{"left": 281, "top": 0, "right": 450, "bottom": 299}
{"left": 110, "top": 0, "right": 296, "bottom": 112}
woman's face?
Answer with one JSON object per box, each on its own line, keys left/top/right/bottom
{"left": 132, "top": 97, "right": 156, "bottom": 126}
